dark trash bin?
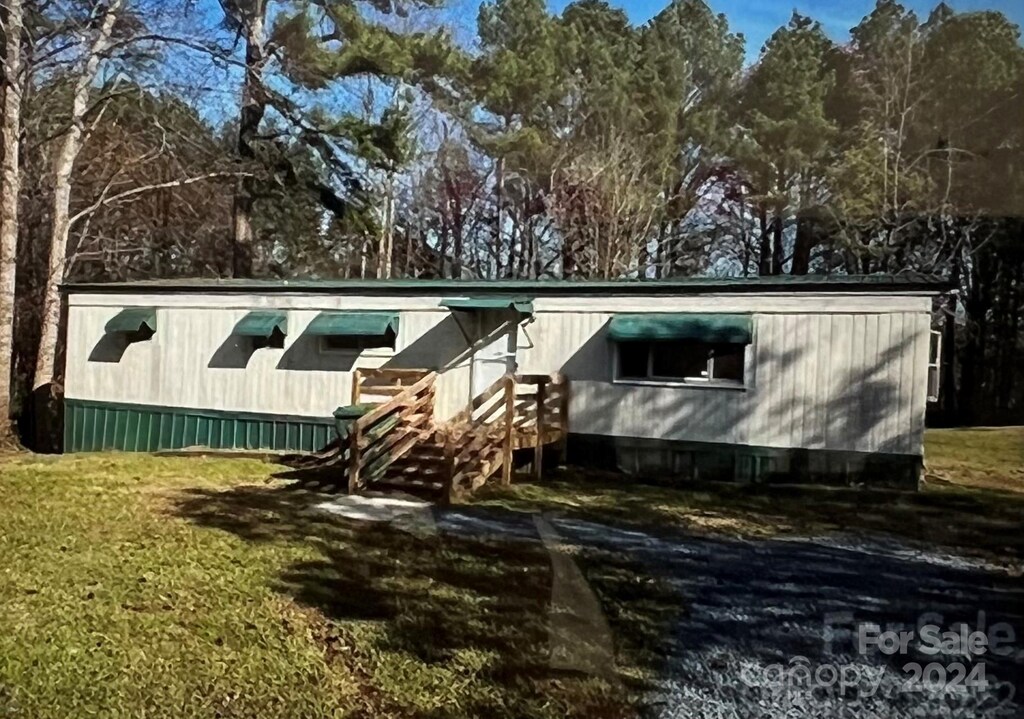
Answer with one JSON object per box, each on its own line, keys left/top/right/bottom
{"left": 332, "top": 403, "right": 375, "bottom": 442}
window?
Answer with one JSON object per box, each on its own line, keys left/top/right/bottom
{"left": 252, "top": 329, "right": 285, "bottom": 351}
{"left": 123, "top": 325, "right": 156, "bottom": 345}
{"left": 318, "top": 333, "right": 395, "bottom": 354}
{"left": 306, "top": 311, "right": 398, "bottom": 354}
{"left": 927, "top": 330, "right": 941, "bottom": 402}
{"left": 104, "top": 308, "right": 157, "bottom": 344}
{"left": 616, "top": 340, "right": 746, "bottom": 385}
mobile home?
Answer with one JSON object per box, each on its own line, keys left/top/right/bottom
{"left": 62, "top": 275, "right": 946, "bottom": 488}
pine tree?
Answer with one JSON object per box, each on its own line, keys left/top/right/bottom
{"left": 219, "top": 0, "right": 459, "bottom": 277}
{"left": 733, "top": 13, "right": 837, "bottom": 275}
{"left": 640, "top": 0, "right": 743, "bottom": 275}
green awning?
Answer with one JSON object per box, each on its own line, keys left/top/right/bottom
{"left": 441, "top": 297, "right": 533, "bottom": 313}
{"left": 608, "top": 313, "right": 752, "bottom": 344}
{"left": 233, "top": 311, "right": 287, "bottom": 337}
{"left": 105, "top": 308, "right": 157, "bottom": 334}
{"left": 305, "top": 311, "right": 399, "bottom": 337}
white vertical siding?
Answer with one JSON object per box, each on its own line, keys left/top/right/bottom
{"left": 65, "top": 302, "right": 473, "bottom": 421}
{"left": 518, "top": 305, "right": 931, "bottom": 456}
{"left": 66, "top": 291, "right": 932, "bottom": 456}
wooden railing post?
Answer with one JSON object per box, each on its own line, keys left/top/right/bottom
{"left": 556, "top": 375, "right": 569, "bottom": 467}
{"left": 347, "top": 422, "right": 362, "bottom": 494}
{"left": 502, "top": 374, "right": 515, "bottom": 485}
{"left": 351, "top": 368, "right": 362, "bottom": 405}
{"left": 442, "top": 432, "right": 456, "bottom": 504}
{"left": 533, "top": 377, "right": 546, "bottom": 481}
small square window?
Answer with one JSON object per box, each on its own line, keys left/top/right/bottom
{"left": 651, "top": 340, "right": 711, "bottom": 379}
{"left": 319, "top": 333, "right": 395, "bottom": 353}
{"left": 617, "top": 342, "right": 649, "bottom": 379}
{"left": 252, "top": 329, "right": 285, "bottom": 351}
{"left": 709, "top": 343, "right": 745, "bottom": 382}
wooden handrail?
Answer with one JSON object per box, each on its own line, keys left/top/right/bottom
{"left": 448, "top": 373, "right": 510, "bottom": 427}
{"left": 352, "top": 368, "right": 431, "bottom": 405}
{"left": 442, "top": 372, "right": 569, "bottom": 501}
{"left": 355, "top": 372, "right": 436, "bottom": 430}
{"left": 347, "top": 371, "right": 437, "bottom": 493}
{"left": 444, "top": 373, "right": 513, "bottom": 500}
{"left": 512, "top": 373, "right": 568, "bottom": 480}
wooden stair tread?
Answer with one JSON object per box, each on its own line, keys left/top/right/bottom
{"left": 371, "top": 479, "right": 446, "bottom": 496}
{"left": 384, "top": 464, "right": 447, "bottom": 476}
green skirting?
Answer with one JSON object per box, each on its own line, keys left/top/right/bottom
{"left": 566, "top": 433, "right": 922, "bottom": 489}
{"left": 64, "top": 399, "right": 334, "bottom": 454}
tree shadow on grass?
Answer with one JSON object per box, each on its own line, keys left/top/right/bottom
{"left": 171, "top": 477, "right": 1024, "bottom": 717}
{"left": 481, "top": 469, "right": 1024, "bottom": 565}
{"left": 171, "top": 482, "right": 675, "bottom": 718}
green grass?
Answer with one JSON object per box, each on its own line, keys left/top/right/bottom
{"left": 1, "top": 428, "right": 1020, "bottom": 716}
{"left": 923, "top": 426, "right": 1024, "bottom": 493}
{"left": 0, "top": 453, "right": 660, "bottom": 718}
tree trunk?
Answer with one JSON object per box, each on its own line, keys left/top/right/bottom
{"left": 756, "top": 205, "right": 771, "bottom": 276}
{"left": 771, "top": 213, "right": 785, "bottom": 275}
{"left": 791, "top": 215, "right": 813, "bottom": 275}
{"left": 995, "top": 259, "right": 1019, "bottom": 418}
{"left": 0, "top": 0, "right": 24, "bottom": 442}
{"left": 940, "top": 256, "right": 960, "bottom": 423}
{"left": 652, "top": 219, "right": 666, "bottom": 279}
{"left": 404, "top": 223, "right": 413, "bottom": 277}
{"left": 960, "top": 253, "right": 992, "bottom": 424}
{"left": 377, "top": 174, "right": 394, "bottom": 279}
{"left": 33, "top": 2, "right": 123, "bottom": 394}
{"left": 451, "top": 182, "right": 463, "bottom": 280}
{"left": 232, "top": 12, "right": 267, "bottom": 278}
{"left": 494, "top": 155, "right": 505, "bottom": 277}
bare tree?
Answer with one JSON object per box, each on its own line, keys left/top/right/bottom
{"left": 549, "top": 134, "right": 664, "bottom": 279}
{"left": 33, "top": 0, "right": 126, "bottom": 394}
{"left": 223, "top": 0, "right": 268, "bottom": 278}
{"left": 0, "top": 0, "right": 25, "bottom": 441}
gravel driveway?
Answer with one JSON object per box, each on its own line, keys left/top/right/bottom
{"left": 320, "top": 496, "right": 1024, "bottom": 718}
{"left": 558, "top": 519, "right": 1024, "bottom": 719}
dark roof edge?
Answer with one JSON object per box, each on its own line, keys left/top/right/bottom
{"left": 61, "top": 275, "right": 954, "bottom": 296}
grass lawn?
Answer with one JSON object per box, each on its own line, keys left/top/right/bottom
{"left": 0, "top": 427, "right": 1020, "bottom": 717}
{"left": 923, "top": 425, "right": 1024, "bottom": 493}
{"left": 0, "top": 453, "right": 651, "bottom": 718}
{"left": 477, "top": 427, "right": 1024, "bottom": 565}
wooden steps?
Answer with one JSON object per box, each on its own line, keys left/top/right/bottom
{"left": 299, "top": 370, "right": 569, "bottom": 503}
{"left": 376, "top": 436, "right": 449, "bottom": 500}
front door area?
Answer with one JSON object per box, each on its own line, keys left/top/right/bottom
{"left": 470, "top": 311, "right": 518, "bottom": 398}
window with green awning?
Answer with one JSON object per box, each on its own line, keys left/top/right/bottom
{"left": 233, "top": 311, "right": 287, "bottom": 338}
{"left": 440, "top": 297, "right": 533, "bottom": 314}
{"left": 305, "top": 312, "right": 399, "bottom": 352}
{"left": 610, "top": 314, "right": 753, "bottom": 386}
{"left": 608, "top": 313, "right": 752, "bottom": 344}
{"left": 105, "top": 308, "right": 157, "bottom": 334}
{"left": 304, "top": 312, "right": 399, "bottom": 337}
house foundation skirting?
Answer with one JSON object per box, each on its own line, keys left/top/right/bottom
{"left": 64, "top": 399, "right": 922, "bottom": 489}
{"left": 64, "top": 399, "right": 334, "bottom": 454}
{"left": 566, "top": 433, "right": 922, "bottom": 489}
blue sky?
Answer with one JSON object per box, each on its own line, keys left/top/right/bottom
{"left": 546, "top": 0, "right": 1024, "bottom": 60}
{"left": 182, "top": 0, "right": 1023, "bottom": 123}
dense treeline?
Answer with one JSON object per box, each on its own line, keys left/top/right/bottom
{"left": 0, "top": 0, "right": 1021, "bottom": 446}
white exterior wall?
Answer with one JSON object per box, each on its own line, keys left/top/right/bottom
{"left": 65, "top": 293, "right": 475, "bottom": 421}
{"left": 517, "top": 294, "right": 932, "bottom": 456}
{"left": 66, "top": 290, "right": 933, "bottom": 455}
